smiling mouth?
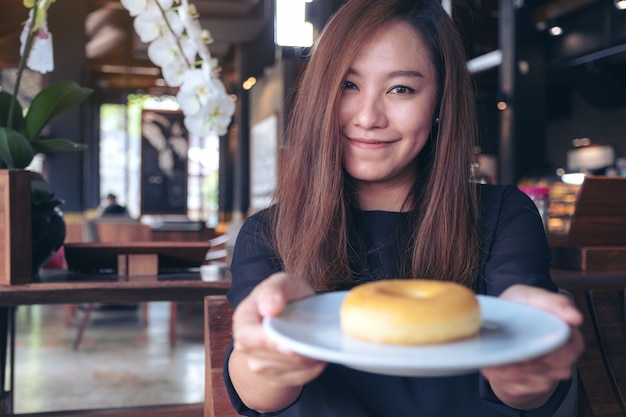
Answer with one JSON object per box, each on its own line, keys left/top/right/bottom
{"left": 348, "top": 137, "right": 398, "bottom": 145}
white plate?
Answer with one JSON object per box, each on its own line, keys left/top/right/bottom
{"left": 263, "top": 292, "right": 570, "bottom": 377}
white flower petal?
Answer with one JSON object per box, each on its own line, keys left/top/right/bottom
{"left": 27, "top": 30, "right": 55, "bottom": 73}
{"left": 184, "top": 93, "right": 235, "bottom": 137}
{"left": 157, "top": 0, "right": 174, "bottom": 9}
{"left": 178, "top": 36, "right": 197, "bottom": 64}
{"left": 184, "top": 111, "right": 209, "bottom": 137}
{"left": 120, "top": 0, "right": 148, "bottom": 16}
{"left": 134, "top": 8, "right": 164, "bottom": 43}
{"left": 164, "top": 10, "right": 184, "bottom": 36}
{"left": 180, "top": 68, "right": 207, "bottom": 92}
{"left": 147, "top": 35, "right": 179, "bottom": 67}
{"left": 176, "top": 89, "right": 201, "bottom": 116}
{"left": 161, "top": 60, "right": 187, "bottom": 87}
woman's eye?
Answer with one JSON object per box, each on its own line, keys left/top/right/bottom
{"left": 343, "top": 80, "right": 358, "bottom": 90}
{"left": 389, "top": 85, "right": 415, "bottom": 94}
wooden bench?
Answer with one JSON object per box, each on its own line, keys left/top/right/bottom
{"left": 204, "top": 296, "right": 238, "bottom": 417}
{"left": 204, "top": 289, "right": 626, "bottom": 417}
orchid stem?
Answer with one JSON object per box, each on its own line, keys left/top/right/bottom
{"left": 155, "top": 2, "right": 193, "bottom": 68}
{"left": 8, "top": 7, "right": 39, "bottom": 130}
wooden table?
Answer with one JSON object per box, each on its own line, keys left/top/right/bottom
{"left": 551, "top": 268, "right": 626, "bottom": 290}
{"left": 0, "top": 269, "right": 231, "bottom": 417}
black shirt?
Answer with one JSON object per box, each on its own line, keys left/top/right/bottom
{"left": 225, "top": 184, "right": 572, "bottom": 417}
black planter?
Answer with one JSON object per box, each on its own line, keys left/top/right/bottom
{"left": 31, "top": 199, "right": 66, "bottom": 275}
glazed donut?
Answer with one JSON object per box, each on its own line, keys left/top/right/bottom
{"left": 340, "top": 279, "right": 481, "bottom": 345}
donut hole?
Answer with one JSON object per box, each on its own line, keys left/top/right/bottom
{"left": 380, "top": 288, "right": 432, "bottom": 299}
{"left": 378, "top": 282, "right": 447, "bottom": 300}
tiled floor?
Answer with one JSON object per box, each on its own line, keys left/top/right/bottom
{"left": 12, "top": 301, "right": 205, "bottom": 414}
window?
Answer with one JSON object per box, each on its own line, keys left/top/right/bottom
{"left": 99, "top": 95, "right": 219, "bottom": 226}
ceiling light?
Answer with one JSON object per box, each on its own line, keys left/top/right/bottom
{"left": 275, "top": 0, "right": 313, "bottom": 47}
{"left": 615, "top": 0, "right": 626, "bottom": 10}
{"left": 560, "top": 173, "right": 585, "bottom": 185}
{"left": 242, "top": 77, "right": 257, "bottom": 91}
{"left": 549, "top": 26, "right": 563, "bottom": 36}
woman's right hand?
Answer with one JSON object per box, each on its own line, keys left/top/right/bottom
{"left": 228, "top": 272, "right": 327, "bottom": 413}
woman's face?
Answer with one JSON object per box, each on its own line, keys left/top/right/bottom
{"left": 339, "top": 20, "right": 438, "bottom": 201}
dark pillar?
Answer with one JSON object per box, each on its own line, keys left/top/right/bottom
{"left": 221, "top": 1, "right": 276, "bottom": 220}
{"left": 498, "top": 0, "right": 516, "bottom": 185}
{"left": 45, "top": 0, "right": 93, "bottom": 211}
{"left": 218, "top": 130, "right": 235, "bottom": 223}
{"left": 232, "top": 102, "right": 250, "bottom": 218}
{"left": 498, "top": 0, "right": 548, "bottom": 185}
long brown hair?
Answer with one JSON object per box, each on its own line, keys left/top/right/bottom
{"left": 271, "top": 0, "right": 480, "bottom": 292}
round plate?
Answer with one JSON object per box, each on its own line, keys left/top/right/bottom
{"left": 263, "top": 292, "right": 570, "bottom": 377}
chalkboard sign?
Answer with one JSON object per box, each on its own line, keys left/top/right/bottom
{"left": 140, "top": 110, "right": 188, "bottom": 215}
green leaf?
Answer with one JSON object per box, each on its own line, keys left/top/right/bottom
{"left": 0, "top": 127, "right": 35, "bottom": 169}
{"left": 0, "top": 91, "right": 25, "bottom": 131}
{"left": 23, "top": 81, "right": 93, "bottom": 140}
{"left": 31, "top": 138, "right": 87, "bottom": 154}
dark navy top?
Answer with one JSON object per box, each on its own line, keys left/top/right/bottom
{"left": 224, "top": 185, "right": 572, "bottom": 417}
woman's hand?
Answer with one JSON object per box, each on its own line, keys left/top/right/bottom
{"left": 481, "top": 284, "right": 584, "bottom": 410}
{"left": 228, "top": 272, "right": 327, "bottom": 413}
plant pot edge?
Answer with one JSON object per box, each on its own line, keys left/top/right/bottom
{"left": 0, "top": 169, "right": 32, "bottom": 285}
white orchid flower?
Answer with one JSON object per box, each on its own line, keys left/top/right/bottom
{"left": 123, "top": 0, "right": 235, "bottom": 137}
{"left": 196, "top": 30, "right": 214, "bottom": 61}
{"left": 209, "top": 93, "right": 236, "bottom": 136}
{"left": 179, "top": 69, "right": 226, "bottom": 111}
{"left": 161, "top": 59, "right": 188, "bottom": 87}
{"left": 178, "top": 36, "right": 199, "bottom": 65}
{"left": 147, "top": 35, "right": 180, "bottom": 67}
{"left": 133, "top": 7, "right": 164, "bottom": 43}
{"left": 184, "top": 91, "right": 235, "bottom": 137}
{"left": 176, "top": 68, "right": 208, "bottom": 116}
{"left": 134, "top": 8, "right": 182, "bottom": 43}
{"left": 120, "top": 0, "right": 147, "bottom": 17}
{"left": 148, "top": 37, "right": 195, "bottom": 83}
{"left": 120, "top": 0, "right": 175, "bottom": 17}
{"left": 185, "top": 21, "right": 213, "bottom": 61}
{"left": 19, "top": 9, "right": 54, "bottom": 74}
{"left": 177, "top": 0, "right": 199, "bottom": 26}
{"left": 206, "top": 57, "right": 221, "bottom": 77}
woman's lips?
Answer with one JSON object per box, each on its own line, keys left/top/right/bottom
{"left": 347, "top": 137, "right": 399, "bottom": 149}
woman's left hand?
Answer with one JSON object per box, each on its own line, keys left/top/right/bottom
{"left": 480, "top": 284, "right": 584, "bottom": 410}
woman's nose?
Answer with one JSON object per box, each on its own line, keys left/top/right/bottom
{"left": 354, "top": 94, "right": 387, "bottom": 129}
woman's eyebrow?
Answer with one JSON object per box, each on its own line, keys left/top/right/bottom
{"left": 347, "top": 68, "right": 425, "bottom": 78}
{"left": 389, "top": 70, "right": 425, "bottom": 78}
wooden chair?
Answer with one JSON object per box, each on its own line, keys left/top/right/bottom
{"left": 70, "top": 218, "right": 153, "bottom": 349}
{"left": 204, "top": 295, "right": 239, "bottom": 417}
{"left": 569, "top": 288, "right": 626, "bottom": 417}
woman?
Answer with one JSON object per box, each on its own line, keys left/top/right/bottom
{"left": 225, "top": 0, "right": 583, "bottom": 415}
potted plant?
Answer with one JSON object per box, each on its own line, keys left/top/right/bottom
{"left": 0, "top": 0, "right": 92, "bottom": 282}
